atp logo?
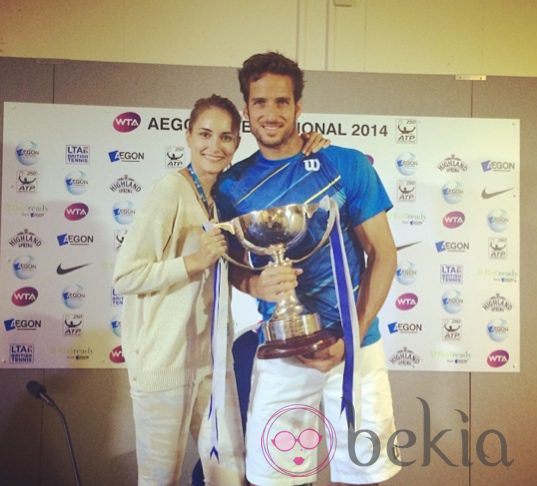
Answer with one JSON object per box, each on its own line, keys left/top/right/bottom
{"left": 303, "top": 158, "right": 320, "bottom": 172}
{"left": 261, "top": 404, "right": 336, "bottom": 478}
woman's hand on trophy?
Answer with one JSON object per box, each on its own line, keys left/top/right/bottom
{"left": 250, "top": 266, "right": 303, "bottom": 302}
{"left": 185, "top": 227, "right": 227, "bottom": 277}
{"left": 300, "top": 131, "right": 330, "bottom": 155}
{"left": 296, "top": 338, "right": 345, "bottom": 372}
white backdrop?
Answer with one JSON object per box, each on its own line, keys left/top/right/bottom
{"left": 1, "top": 102, "right": 519, "bottom": 371}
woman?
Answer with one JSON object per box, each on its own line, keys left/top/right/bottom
{"left": 114, "top": 95, "right": 245, "bottom": 485}
{"left": 114, "top": 94, "right": 327, "bottom": 485}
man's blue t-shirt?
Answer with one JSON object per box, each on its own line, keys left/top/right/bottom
{"left": 215, "top": 145, "right": 392, "bottom": 346}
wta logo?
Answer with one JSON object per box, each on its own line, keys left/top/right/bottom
{"left": 109, "top": 345, "right": 125, "bottom": 363}
{"left": 12, "top": 287, "right": 38, "bottom": 306}
{"left": 487, "top": 350, "right": 509, "bottom": 368}
{"left": 396, "top": 293, "right": 418, "bottom": 310}
{"left": 113, "top": 112, "right": 141, "bottom": 132}
{"left": 443, "top": 211, "right": 465, "bottom": 228}
{"left": 65, "top": 203, "right": 89, "bottom": 221}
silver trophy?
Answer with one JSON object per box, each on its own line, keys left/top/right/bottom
{"left": 216, "top": 197, "right": 338, "bottom": 359}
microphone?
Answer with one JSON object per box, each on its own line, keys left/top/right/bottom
{"left": 26, "top": 380, "right": 57, "bottom": 407}
{"left": 26, "top": 380, "right": 82, "bottom": 486}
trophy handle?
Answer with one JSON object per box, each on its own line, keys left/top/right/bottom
{"left": 213, "top": 221, "right": 271, "bottom": 271}
{"left": 291, "top": 197, "right": 338, "bottom": 264}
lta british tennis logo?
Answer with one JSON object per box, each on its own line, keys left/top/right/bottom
{"left": 261, "top": 404, "right": 336, "bottom": 478}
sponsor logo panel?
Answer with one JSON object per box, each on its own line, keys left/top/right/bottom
{"left": 63, "top": 314, "right": 83, "bottom": 337}
{"left": 396, "top": 119, "right": 417, "bottom": 144}
{"left": 9, "top": 343, "right": 34, "bottom": 364}
{"left": 442, "top": 318, "right": 462, "bottom": 341}
{"left": 16, "top": 141, "right": 39, "bottom": 165}
{"left": 113, "top": 112, "right": 141, "bottom": 132}
{"left": 16, "top": 170, "right": 38, "bottom": 192}
{"left": 65, "top": 145, "right": 90, "bottom": 165}
{"left": 487, "top": 350, "right": 509, "bottom": 368}
{"left": 389, "top": 347, "right": 421, "bottom": 367}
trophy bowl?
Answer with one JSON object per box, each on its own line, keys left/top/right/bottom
{"left": 217, "top": 198, "right": 338, "bottom": 359}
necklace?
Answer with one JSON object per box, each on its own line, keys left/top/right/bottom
{"left": 187, "top": 164, "right": 213, "bottom": 215}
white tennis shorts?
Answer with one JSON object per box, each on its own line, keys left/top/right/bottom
{"left": 245, "top": 339, "right": 401, "bottom": 485}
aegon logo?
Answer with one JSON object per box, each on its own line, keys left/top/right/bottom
{"left": 113, "top": 112, "right": 141, "bottom": 132}
{"left": 4, "top": 318, "right": 42, "bottom": 331}
{"left": 481, "top": 160, "right": 516, "bottom": 173}
{"left": 396, "top": 261, "right": 416, "bottom": 285}
{"left": 108, "top": 150, "right": 145, "bottom": 163}
{"left": 442, "top": 290, "right": 463, "bottom": 314}
{"left": 487, "top": 319, "right": 509, "bottom": 342}
{"left": 12, "top": 255, "right": 37, "bottom": 279}
{"left": 148, "top": 117, "right": 188, "bottom": 131}
{"left": 109, "top": 345, "right": 125, "bottom": 363}
{"left": 396, "top": 293, "right": 418, "bottom": 310}
{"left": 57, "top": 233, "right": 94, "bottom": 246}
{"left": 65, "top": 171, "right": 89, "bottom": 195}
{"left": 62, "top": 284, "right": 86, "bottom": 309}
{"left": 441, "top": 180, "right": 463, "bottom": 204}
{"left": 11, "top": 287, "right": 38, "bottom": 306}
{"left": 388, "top": 321, "right": 422, "bottom": 334}
{"left": 113, "top": 201, "right": 135, "bottom": 225}
{"left": 443, "top": 211, "right": 465, "bottom": 229}
{"left": 111, "top": 315, "right": 121, "bottom": 337}
{"left": 435, "top": 240, "right": 470, "bottom": 253}
{"left": 64, "top": 203, "right": 89, "bottom": 221}
{"left": 16, "top": 141, "right": 40, "bottom": 165}
{"left": 395, "top": 152, "right": 418, "bottom": 175}
{"left": 487, "top": 209, "right": 509, "bottom": 233}
{"left": 487, "top": 350, "right": 509, "bottom": 368}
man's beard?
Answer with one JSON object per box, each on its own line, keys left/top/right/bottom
{"left": 251, "top": 121, "right": 297, "bottom": 150}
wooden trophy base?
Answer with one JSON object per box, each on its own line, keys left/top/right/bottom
{"left": 256, "top": 329, "right": 338, "bottom": 359}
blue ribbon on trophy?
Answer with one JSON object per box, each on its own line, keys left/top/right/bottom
{"left": 204, "top": 223, "right": 230, "bottom": 461}
{"left": 326, "top": 199, "right": 361, "bottom": 430}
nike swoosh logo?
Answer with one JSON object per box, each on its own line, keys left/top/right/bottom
{"left": 56, "top": 263, "right": 91, "bottom": 275}
{"left": 396, "top": 241, "right": 420, "bottom": 251}
{"left": 481, "top": 188, "right": 513, "bottom": 199}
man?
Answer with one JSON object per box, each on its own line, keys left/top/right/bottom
{"left": 215, "top": 52, "right": 400, "bottom": 486}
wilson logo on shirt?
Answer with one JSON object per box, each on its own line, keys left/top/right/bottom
{"left": 303, "top": 158, "right": 321, "bottom": 172}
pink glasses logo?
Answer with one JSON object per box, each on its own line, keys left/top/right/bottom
{"left": 261, "top": 404, "right": 336, "bottom": 478}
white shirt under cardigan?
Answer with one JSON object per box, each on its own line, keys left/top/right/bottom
{"left": 113, "top": 170, "right": 222, "bottom": 392}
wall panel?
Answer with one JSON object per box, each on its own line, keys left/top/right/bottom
{"left": 0, "top": 57, "right": 535, "bottom": 485}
